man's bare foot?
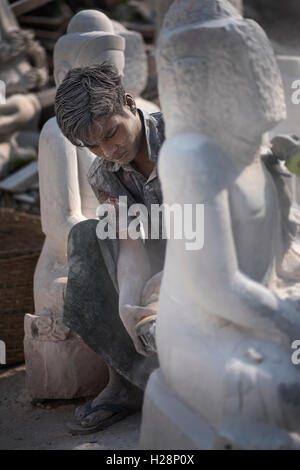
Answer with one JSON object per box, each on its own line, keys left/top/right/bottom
{"left": 74, "top": 366, "right": 143, "bottom": 428}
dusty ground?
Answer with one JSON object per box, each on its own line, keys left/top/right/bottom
{"left": 0, "top": 364, "right": 140, "bottom": 450}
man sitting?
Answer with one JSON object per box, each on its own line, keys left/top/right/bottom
{"left": 55, "top": 63, "right": 166, "bottom": 434}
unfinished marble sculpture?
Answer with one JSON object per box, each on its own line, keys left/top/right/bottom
{"left": 66, "top": 9, "right": 157, "bottom": 112}
{"left": 0, "top": 0, "right": 48, "bottom": 96}
{"left": 141, "top": 0, "right": 300, "bottom": 450}
{"left": 0, "top": 0, "right": 48, "bottom": 178}
{"left": 25, "top": 13, "right": 126, "bottom": 399}
{"left": 26, "top": 8, "right": 159, "bottom": 400}
{"left": 154, "top": 0, "right": 242, "bottom": 34}
{"left": 155, "top": 0, "right": 174, "bottom": 34}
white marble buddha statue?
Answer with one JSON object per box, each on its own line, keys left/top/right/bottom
{"left": 25, "top": 13, "right": 125, "bottom": 399}
{"left": 34, "top": 9, "right": 159, "bottom": 319}
{"left": 141, "top": 0, "right": 300, "bottom": 449}
{"left": 67, "top": 9, "right": 158, "bottom": 113}
{"left": 33, "top": 21, "right": 125, "bottom": 318}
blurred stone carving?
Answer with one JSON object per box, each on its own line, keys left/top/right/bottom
{"left": 141, "top": 0, "right": 300, "bottom": 450}
{"left": 0, "top": 0, "right": 48, "bottom": 96}
{"left": 0, "top": 0, "right": 48, "bottom": 180}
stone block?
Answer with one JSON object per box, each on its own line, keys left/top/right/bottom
{"left": 24, "top": 314, "right": 108, "bottom": 400}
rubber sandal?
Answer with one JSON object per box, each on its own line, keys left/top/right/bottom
{"left": 66, "top": 402, "right": 135, "bottom": 435}
{"left": 74, "top": 400, "right": 108, "bottom": 423}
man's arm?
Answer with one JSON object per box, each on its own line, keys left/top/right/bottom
{"left": 118, "top": 237, "right": 151, "bottom": 306}
{"left": 141, "top": 270, "right": 164, "bottom": 306}
{"left": 117, "top": 237, "right": 157, "bottom": 355}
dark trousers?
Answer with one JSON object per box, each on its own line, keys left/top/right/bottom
{"left": 63, "top": 219, "right": 159, "bottom": 390}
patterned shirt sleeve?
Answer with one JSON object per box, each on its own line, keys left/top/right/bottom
{"left": 89, "top": 168, "right": 139, "bottom": 238}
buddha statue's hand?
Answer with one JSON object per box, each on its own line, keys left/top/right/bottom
{"left": 119, "top": 304, "right": 157, "bottom": 356}
{"left": 0, "top": 93, "right": 41, "bottom": 138}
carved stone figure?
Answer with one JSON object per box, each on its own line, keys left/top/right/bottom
{"left": 24, "top": 12, "right": 125, "bottom": 400}
{"left": 155, "top": 0, "right": 174, "bottom": 35}
{"left": 66, "top": 9, "right": 158, "bottom": 112}
{"left": 154, "top": 0, "right": 242, "bottom": 34}
{"left": 25, "top": 9, "right": 158, "bottom": 399}
{"left": 0, "top": 0, "right": 48, "bottom": 178}
{"left": 0, "top": 0, "right": 48, "bottom": 96}
{"left": 141, "top": 0, "right": 300, "bottom": 450}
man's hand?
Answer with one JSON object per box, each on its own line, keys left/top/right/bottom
{"left": 119, "top": 304, "right": 156, "bottom": 356}
{"left": 141, "top": 270, "right": 163, "bottom": 306}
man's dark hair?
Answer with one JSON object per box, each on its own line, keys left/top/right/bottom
{"left": 55, "top": 63, "right": 126, "bottom": 147}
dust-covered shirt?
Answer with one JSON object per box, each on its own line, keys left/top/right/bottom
{"left": 86, "top": 109, "right": 166, "bottom": 288}
{"left": 87, "top": 109, "right": 164, "bottom": 211}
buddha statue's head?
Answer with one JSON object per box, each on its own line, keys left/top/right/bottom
{"left": 55, "top": 9, "right": 146, "bottom": 97}
{"left": 53, "top": 10, "right": 125, "bottom": 87}
{"left": 66, "top": 9, "right": 114, "bottom": 35}
{"left": 157, "top": 0, "right": 286, "bottom": 158}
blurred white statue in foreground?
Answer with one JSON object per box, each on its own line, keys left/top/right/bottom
{"left": 141, "top": 0, "right": 300, "bottom": 450}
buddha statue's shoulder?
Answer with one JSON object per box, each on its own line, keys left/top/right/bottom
{"left": 40, "top": 116, "right": 73, "bottom": 149}
{"left": 40, "top": 116, "right": 60, "bottom": 140}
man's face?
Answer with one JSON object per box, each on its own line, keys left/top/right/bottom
{"left": 86, "top": 96, "right": 143, "bottom": 164}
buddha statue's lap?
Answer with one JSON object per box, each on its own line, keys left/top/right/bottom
{"left": 157, "top": 250, "right": 300, "bottom": 435}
